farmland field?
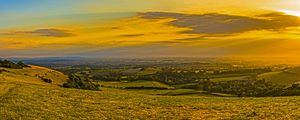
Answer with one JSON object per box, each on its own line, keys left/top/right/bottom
{"left": 258, "top": 67, "right": 300, "bottom": 86}
{"left": 97, "top": 80, "right": 173, "bottom": 89}
{"left": 211, "top": 76, "right": 249, "bottom": 82}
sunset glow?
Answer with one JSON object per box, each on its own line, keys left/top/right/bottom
{"left": 279, "top": 9, "right": 300, "bottom": 17}
{"left": 1, "top": 0, "right": 300, "bottom": 59}
{"left": 3, "top": 1, "right": 300, "bottom": 119}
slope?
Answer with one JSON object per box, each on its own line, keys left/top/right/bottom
{"left": 258, "top": 67, "right": 300, "bottom": 86}
{"left": 1, "top": 65, "right": 300, "bottom": 119}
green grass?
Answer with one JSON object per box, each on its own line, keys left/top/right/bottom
{"left": 128, "top": 89, "right": 202, "bottom": 96}
{"left": 136, "top": 67, "right": 161, "bottom": 76}
{"left": 173, "top": 83, "right": 199, "bottom": 89}
{"left": 97, "top": 80, "right": 173, "bottom": 89}
{"left": 211, "top": 76, "right": 249, "bottom": 82}
{"left": 1, "top": 66, "right": 300, "bottom": 119}
{"left": 258, "top": 67, "right": 300, "bottom": 86}
{"left": 142, "top": 89, "right": 235, "bottom": 97}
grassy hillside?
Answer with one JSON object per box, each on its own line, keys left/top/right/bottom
{"left": 1, "top": 66, "right": 300, "bottom": 119}
{"left": 0, "top": 65, "right": 67, "bottom": 85}
{"left": 258, "top": 67, "right": 300, "bottom": 86}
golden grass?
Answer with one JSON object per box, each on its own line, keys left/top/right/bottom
{"left": 1, "top": 66, "right": 300, "bottom": 119}
{"left": 0, "top": 65, "right": 67, "bottom": 85}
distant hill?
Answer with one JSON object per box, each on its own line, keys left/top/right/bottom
{"left": 258, "top": 67, "right": 300, "bottom": 86}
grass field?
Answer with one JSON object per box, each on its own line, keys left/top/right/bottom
{"left": 258, "top": 67, "right": 300, "bottom": 86}
{"left": 136, "top": 67, "right": 161, "bottom": 76}
{"left": 1, "top": 66, "right": 300, "bottom": 119}
{"left": 0, "top": 65, "right": 67, "bottom": 85}
{"left": 97, "top": 80, "right": 173, "bottom": 89}
{"left": 211, "top": 76, "right": 249, "bottom": 82}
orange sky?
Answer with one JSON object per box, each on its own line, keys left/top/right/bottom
{"left": 1, "top": 0, "right": 300, "bottom": 59}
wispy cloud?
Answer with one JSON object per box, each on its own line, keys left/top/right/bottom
{"left": 140, "top": 12, "right": 300, "bottom": 35}
{"left": 119, "top": 34, "right": 145, "bottom": 37}
{"left": 28, "top": 29, "right": 74, "bottom": 37}
{"left": 1, "top": 28, "right": 74, "bottom": 37}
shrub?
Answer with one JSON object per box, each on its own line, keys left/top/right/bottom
{"left": 63, "top": 74, "right": 100, "bottom": 91}
{"left": 17, "top": 61, "right": 31, "bottom": 68}
{"left": 43, "top": 78, "right": 53, "bottom": 83}
{"left": 0, "top": 60, "right": 30, "bottom": 69}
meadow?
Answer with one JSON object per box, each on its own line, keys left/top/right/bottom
{"left": 1, "top": 65, "right": 300, "bottom": 119}
{"left": 97, "top": 80, "right": 173, "bottom": 89}
{"left": 258, "top": 67, "right": 300, "bottom": 86}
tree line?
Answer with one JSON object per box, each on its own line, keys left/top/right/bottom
{"left": 201, "top": 80, "right": 300, "bottom": 97}
{"left": 0, "top": 60, "right": 30, "bottom": 69}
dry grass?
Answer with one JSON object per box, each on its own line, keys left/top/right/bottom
{"left": 1, "top": 66, "right": 300, "bottom": 119}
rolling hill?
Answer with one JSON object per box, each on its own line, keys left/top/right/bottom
{"left": 258, "top": 67, "right": 300, "bottom": 86}
{"left": 1, "top": 65, "right": 300, "bottom": 119}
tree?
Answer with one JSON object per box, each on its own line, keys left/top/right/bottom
{"left": 17, "top": 61, "right": 30, "bottom": 68}
{"left": 0, "top": 60, "right": 30, "bottom": 69}
{"left": 63, "top": 74, "right": 100, "bottom": 91}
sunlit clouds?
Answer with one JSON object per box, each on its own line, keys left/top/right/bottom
{"left": 1, "top": 0, "right": 300, "bottom": 58}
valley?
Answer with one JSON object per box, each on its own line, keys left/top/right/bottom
{"left": 1, "top": 59, "right": 300, "bottom": 119}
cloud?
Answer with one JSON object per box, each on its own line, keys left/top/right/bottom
{"left": 1, "top": 29, "right": 74, "bottom": 37}
{"left": 174, "top": 37, "right": 206, "bottom": 41}
{"left": 27, "top": 29, "right": 74, "bottom": 37}
{"left": 173, "top": 34, "right": 237, "bottom": 41}
{"left": 120, "top": 34, "right": 145, "bottom": 37}
{"left": 140, "top": 12, "right": 300, "bottom": 35}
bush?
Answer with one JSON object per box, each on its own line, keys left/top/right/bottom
{"left": 63, "top": 74, "right": 100, "bottom": 91}
{"left": 0, "top": 60, "right": 30, "bottom": 69}
{"left": 17, "top": 61, "right": 30, "bottom": 68}
{"left": 43, "top": 78, "right": 53, "bottom": 83}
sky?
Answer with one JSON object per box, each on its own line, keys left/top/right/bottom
{"left": 1, "top": 0, "right": 300, "bottom": 59}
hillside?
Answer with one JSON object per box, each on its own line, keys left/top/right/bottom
{"left": 0, "top": 65, "right": 68, "bottom": 85}
{"left": 1, "top": 66, "right": 300, "bottom": 119}
{"left": 258, "top": 67, "right": 300, "bottom": 86}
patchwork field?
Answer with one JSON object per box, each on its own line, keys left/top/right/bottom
{"left": 258, "top": 67, "right": 300, "bottom": 86}
{"left": 211, "top": 76, "right": 249, "bottom": 82}
{"left": 1, "top": 66, "right": 300, "bottom": 119}
{"left": 97, "top": 80, "right": 173, "bottom": 89}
